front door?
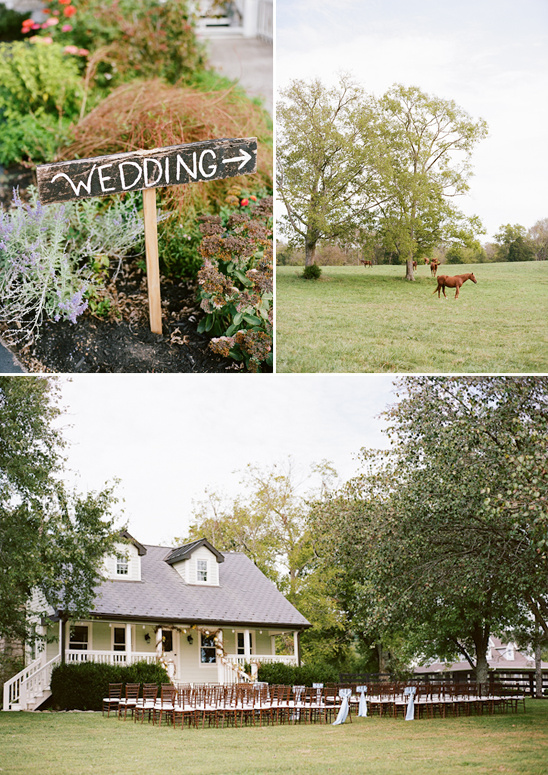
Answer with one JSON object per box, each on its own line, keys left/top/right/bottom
{"left": 162, "top": 628, "right": 179, "bottom": 680}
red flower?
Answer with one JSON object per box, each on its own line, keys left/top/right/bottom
{"left": 58, "top": 0, "right": 71, "bottom": 4}
{"left": 240, "top": 199, "right": 249, "bottom": 207}
{"left": 64, "top": 5, "right": 77, "bottom": 16}
{"left": 250, "top": 196, "right": 257, "bottom": 201}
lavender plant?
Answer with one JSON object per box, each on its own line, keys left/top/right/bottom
{"left": 67, "top": 193, "right": 149, "bottom": 269}
{"left": 0, "top": 188, "right": 150, "bottom": 341}
{"left": 0, "top": 189, "right": 88, "bottom": 340}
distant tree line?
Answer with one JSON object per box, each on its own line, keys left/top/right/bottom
{"left": 276, "top": 216, "right": 548, "bottom": 267}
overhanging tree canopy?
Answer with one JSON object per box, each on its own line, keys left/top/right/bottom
{"left": 311, "top": 376, "right": 548, "bottom": 683}
{"left": 0, "top": 376, "right": 122, "bottom": 642}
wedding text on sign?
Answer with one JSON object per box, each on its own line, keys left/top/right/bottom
{"left": 36, "top": 138, "right": 257, "bottom": 205}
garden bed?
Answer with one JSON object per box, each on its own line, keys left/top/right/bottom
{"left": 0, "top": 252, "right": 238, "bottom": 373}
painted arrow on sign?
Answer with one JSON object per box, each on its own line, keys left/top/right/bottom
{"left": 222, "top": 148, "right": 253, "bottom": 170}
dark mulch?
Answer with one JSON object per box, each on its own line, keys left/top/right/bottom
{"left": 4, "top": 263, "right": 241, "bottom": 373}
{"left": 0, "top": 234, "right": 240, "bottom": 373}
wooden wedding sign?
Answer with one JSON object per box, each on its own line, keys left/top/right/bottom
{"left": 36, "top": 137, "right": 258, "bottom": 334}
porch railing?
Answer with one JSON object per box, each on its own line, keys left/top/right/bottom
{"left": 65, "top": 650, "right": 157, "bottom": 666}
{"left": 221, "top": 654, "right": 298, "bottom": 683}
{"left": 3, "top": 650, "right": 157, "bottom": 710}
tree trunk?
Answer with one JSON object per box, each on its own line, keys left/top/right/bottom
{"left": 405, "top": 256, "right": 415, "bottom": 281}
{"left": 475, "top": 651, "right": 489, "bottom": 689}
{"left": 305, "top": 240, "right": 317, "bottom": 267}
{"left": 471, "top": 621, "right": 491, "bottom": 690}
{"left": 377, "top": 642, "right": 387, "bottom": 674}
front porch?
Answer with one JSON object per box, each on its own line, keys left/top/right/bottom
{"left": 3, "top": 621, "right": 301, "bottom": 710}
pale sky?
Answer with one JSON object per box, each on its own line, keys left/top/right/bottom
{"left": 276, "top": 0, "right": 548, "bottom": 242}
{"left": 56, "top": 374, "right": 396, "bottom": 546}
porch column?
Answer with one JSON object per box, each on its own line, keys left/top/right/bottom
{"left": 156, "top": 627, "right": 163, "bottom": 661}
{"left": 125, "top": 623, "right": 133, "bottom": 664}
{"left": 244, "top": 629, "right": 251, "bottom": 660}
{"left": 271, "top": 634, "right": 276, "bottom": 656}
{"left": 293, "top": 631, "right": 300, "bottom": 667}
{"left": 242, "top": 0, "right": 257, "bottom": 37}
{"left": 216, "top": 629, "right": 224, "bottom": 684}
{"left": 60, "top": 619, "right": 66, "bottom": 664}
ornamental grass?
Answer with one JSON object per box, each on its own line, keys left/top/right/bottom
{"left": 57, "top": 79, "right": 273, "bottom": 219}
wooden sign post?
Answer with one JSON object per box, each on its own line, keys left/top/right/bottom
{"left": 36, "top": 137, "right": 257, "bottom": 335}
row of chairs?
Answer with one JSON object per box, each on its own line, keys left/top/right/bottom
{"left": 346, "top": 681, "right": 526, "bottom": 718}
{"left": 103, "top": 680, "right": 526, "bottom": 728}
{"left": 103, "top": 683, "right": 345, "bottom": 727}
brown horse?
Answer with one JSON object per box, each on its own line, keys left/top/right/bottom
{"left": 360, "top": 259, "right": 372, "bottom": 268}
{"left": 412, "top": 260, "right": 418, "bottom": 271}
{"left": 430, "top": 259, "right": 440, "bottom": 277}
{"left": 433, "top": 273, "right": 477, "bottom": 299}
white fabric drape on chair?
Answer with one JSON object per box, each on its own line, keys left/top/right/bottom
{"left": 404, "top": 686, "right": 416, "bottom": 720}
{"left": 332, "top": 688, "right": 352, "bottom": 725}
{"left": 356, "top": 685, "right": 368, "bottom": 717}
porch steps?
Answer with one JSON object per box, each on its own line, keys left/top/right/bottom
{"left": 2, "top": 655, "right": 59, "bottom": 711}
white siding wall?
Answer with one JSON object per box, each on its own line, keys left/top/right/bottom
{"left": 172, "top": 546, "right": 219, "bottom": 586}
{"left": 103, "top": 542, "right": 141, "bottom": 581}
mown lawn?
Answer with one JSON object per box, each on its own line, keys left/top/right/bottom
{"left": 275, "top": 262, "right": 548, "bottom": 373}
{"left": 1, "top": 701, "right": 548, "bottom": 775}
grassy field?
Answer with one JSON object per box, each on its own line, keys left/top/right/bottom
{"left": 275, "top": 262, "right": 548, "bottom": 373}
{"left": 1, "top": 702, "right": 548, "bottom": 775}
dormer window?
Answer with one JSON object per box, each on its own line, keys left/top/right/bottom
{"left": 116, "top": 555, "right": 129, "bottom": 576}
{"left": 197, "top": 559, "right": 208, "bottom": 582}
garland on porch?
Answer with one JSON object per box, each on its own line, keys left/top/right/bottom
{"left": 152, "top": 623, "right": 255, "bottom": 682}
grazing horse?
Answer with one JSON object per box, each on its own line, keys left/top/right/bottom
{"left": 360, "top": 259, "right": 372, "bottom": 268}
{"left": 412, "top": 260, "right": 417, "bottom": 271}
{"left": 433, "top": 273, "right": 477, "bottom": 299}
{"left": 430, "top": 259, "right": 440, "bottom": 277}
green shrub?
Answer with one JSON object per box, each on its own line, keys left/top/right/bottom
{"left": 302, "top": 264, "right": 322, "bottom": 280}
{"left": 50, "top": 660, "right": 170, "bottom": 710}
{"left": 0, "top": 42, "right": 83, "bottom": 165}
{"left": 159, "top": 218, "right": 203, "bottom": 280}
{"left": 63, "top": 0, "right": 205, "bottom": 87}
{"left": 256, "top": 661, "right": 339, "bottom": 686}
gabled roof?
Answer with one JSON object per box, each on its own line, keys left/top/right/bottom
{"left": 165, "top": 538, "right": 224, "bottom": 565}
{"left": 91, "top": 543, "right": 310, "bottom": 630}
{"left": 119, "top": 530, "right": 147, "bottom": 556}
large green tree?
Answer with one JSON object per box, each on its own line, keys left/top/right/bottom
{"left": 375, "top": 85, "right": 488, "bottom": 280}
{"left": 0, "top": 376, "right": 121, "bottom": 642}
{"left": 312, "top": 377, "right": 548, "bottom": 684}
{"left": 181, "top": 458, "right": 350, "bottom": 665}
{"left": 277, "top": 74, "right": 381, "bottom": 267}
